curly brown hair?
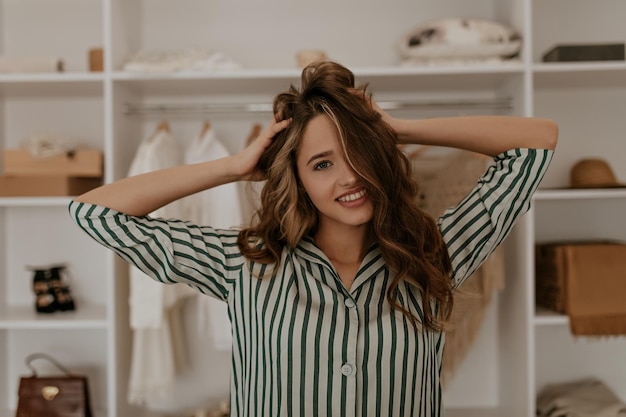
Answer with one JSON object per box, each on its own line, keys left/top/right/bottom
{"left": 237, "top": 61, "right": 453, "bottom": 331}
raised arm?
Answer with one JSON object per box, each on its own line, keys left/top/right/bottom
{"left": 74, "top": 119, "right": 290, "bottom": 216}
{"left": 365, "top": 95, "right": 558, "bottom": 156}
{"left": 391, "top": 115, "right": 558, "bottom": 156}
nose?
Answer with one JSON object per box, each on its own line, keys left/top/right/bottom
{"left": 338, "top": 160, "right": 359, "bottom": 187}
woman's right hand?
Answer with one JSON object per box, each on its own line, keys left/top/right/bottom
{"left": 233, "top": 118, "right": 291, "bottom": 181}
{"left": 350, "top": 89, "right": 401, "bottom": 138}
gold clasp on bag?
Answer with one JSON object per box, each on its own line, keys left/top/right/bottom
{"left": 42, "top": 385, "right": 59, "bottom": 401}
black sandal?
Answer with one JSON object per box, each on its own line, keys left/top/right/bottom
{"left": 32, "top": 269, "right": 58, "bottom": 314}
{"left": 48, "top": 265, "right": 76, "bottom": 312}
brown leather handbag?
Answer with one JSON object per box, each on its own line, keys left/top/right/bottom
{"left": 16, "top": 353, "right": 93, "bottom": 417}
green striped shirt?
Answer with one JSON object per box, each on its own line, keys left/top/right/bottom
{"left": 69, "top": 148, "right": 553, "bottom": 417}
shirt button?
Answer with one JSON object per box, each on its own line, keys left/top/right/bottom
{"left": 341, "top": 364, "right": 354, "bottom": 376}
{"left": 344, "top": 298, "right": 356, "bottom": 309}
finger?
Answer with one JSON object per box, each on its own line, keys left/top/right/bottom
{"left": 249, "top": 118, "right": 291, "bottom": 149}
{"left": 263, "top": 118, "right": 291, "bottom": 138}
{"left": 349, "top": 88, "right": 366, "bottom": 99}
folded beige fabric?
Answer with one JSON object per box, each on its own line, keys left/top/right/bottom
{"left": 0, "top": 56, "right": 63, "bottom": 73}
{"left": 537, "top": 378, "right": 626, "bottom": 417}
{"left": 536, "top": 242, "right": 626, "bottom": 336}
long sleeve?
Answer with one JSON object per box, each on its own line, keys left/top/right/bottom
{"left": 68, "top": 200, "right": 245, "bottom": 302}
{"left": 438, "top": 148, "right": 554, "bottom": 288}
{"left": 182, "top": 127, "right": 244, "bottom": 350}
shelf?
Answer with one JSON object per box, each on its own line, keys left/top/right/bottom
{"left": 0, "top": 73, "right": 103, "bottom": 97}
{"left": 533, "top": 62, "right": 626, "bottom": 89}
{"left": 445, "top": 407, "right": 504, "bottom": 417}
{"left": 534, "top": 188, "right": 626, "bottom": 201}
{"left": 111, "top": 64, "right": 525, "bottom": 96}
{"left": 113, "top": 71, "right": 297, "bottom": 97}
{"left": 0, "top": 407, "right": 107, "bottom": 417}
{"left": 0, "top": 304, "right": 107, "bottom": 329}
{"left": 0, "top": 197, "right": 74, "bottom": 207}
{"left": 0, "top": 73, "right": 104, "bottom": 83}
{"left": 534, "top": 307, "right": 569, "bottom": 326}
{"left": 0, "top": 0, "right": 623, "bottom": 415}
{"left": 355, "top": 64, "right": 524, "bottom": 93}
{"left": 113, "top": 62, "right": 524, "bottom": 80}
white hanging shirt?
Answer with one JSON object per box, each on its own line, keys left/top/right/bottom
{"left": 127, "top": 127, "right": 195, "bottom": 329}
{"left": 183, "top": 126, "right": 243, "bottom": 350}
{"left": 126, "top": 127, "right": 197, "bottom": 406}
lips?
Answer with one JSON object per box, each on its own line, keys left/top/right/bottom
{"left": 337, "top": 189, "right": 366, "bottom": 202}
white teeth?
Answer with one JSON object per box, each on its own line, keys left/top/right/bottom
{"left": 338, "top": 189, "right": 366, "bottom": 202}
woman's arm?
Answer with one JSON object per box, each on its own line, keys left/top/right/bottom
{"left": 363, "top": 94, "right": 558, "bottom": 156}
{"left": 391, "top": 115, "right": 558, "bottom": 157}
{"left": 74, "top": 119, "right": 290, "bottom": 216}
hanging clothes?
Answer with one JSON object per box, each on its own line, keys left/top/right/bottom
{"left": 137, "top": 124, "right": 241, "bottom": 415}
{"left": 126, "top": 123, "right": 197, "bottom": 405}
{"left": 183, "top": 122, "right": 244, "bottom": 350}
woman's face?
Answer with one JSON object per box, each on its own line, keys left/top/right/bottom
{"left": 295, "top": 114, "right": 374, "bottom": 232}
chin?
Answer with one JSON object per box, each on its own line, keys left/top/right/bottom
{"left": 345, "top": 214, "right": 374, "bottom": 227}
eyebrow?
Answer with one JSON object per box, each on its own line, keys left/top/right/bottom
{"left": 306, "top": 150, "right": 333, "bottom": 166}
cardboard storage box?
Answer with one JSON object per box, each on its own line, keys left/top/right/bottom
{"left": 2, "top": 149, "right": 103, "bottom": 177}
{"left": 0, "top": 176, "right": 102, "bottom": 196}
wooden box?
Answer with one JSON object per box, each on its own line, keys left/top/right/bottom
{"left": 2, "top": 149, "right": 103, "bottom": 178}
{"left": 89, "top": 48, "right": 104, "bottom": 72}
{"left": 0, "top": 176, "right": 102, "bottom": 196}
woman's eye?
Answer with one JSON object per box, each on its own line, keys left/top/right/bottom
{"left": 314, "top": 161, "right": 332, "bottom": 170}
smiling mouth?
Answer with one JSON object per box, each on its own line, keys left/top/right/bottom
{"left": 337, "top": 189, "right": 366, "bottom": 202}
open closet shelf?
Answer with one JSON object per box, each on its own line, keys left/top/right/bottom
{"left": 533, "top": 61, "right": 626, "bottom": 72}
{"left": 2, "top": 0, "right": 625, "bottom": 415}
{"left": 112, "top": 63, "right": 525, "bottom": 80}
{"left": 534, "top": 308, "right": 569, "bottom": 326}
{"left": 0, "top": 73, "right": 103, "bottom": 82}
{"left": 0, "top": 304, "right": 108, "bottom": 329}
{"left": 0, "top": 408, "right": 107, "bottom": 417}
{"left": 445, "top": 407, "right": 504, "bottom": 417}
{"left": 123, "top": 97, "right": 513, "bottom": 115}
{"left": 0, "top": 79, "right": 103, "bottom": 96}
{"left": 0, "top": 197, "right": 75, "bottom": 207}
{"left": 534, "top": 188, "right": 626, "bottom": 201}
{"left": 111, "top": 66, "right": 523, "bottom": 95}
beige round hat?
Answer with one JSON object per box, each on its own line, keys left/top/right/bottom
{"left": 569, "top": 158, "right": 626, "bottom": 188}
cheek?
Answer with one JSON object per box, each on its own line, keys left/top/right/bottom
{"left": 299, "top": 175, "right": 332, "bottom": 207}
{"left": 301, "top": 178, "right": 322, "bottom": 202}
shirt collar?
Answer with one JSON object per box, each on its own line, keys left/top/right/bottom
{"left": 293, "top": 235, "right": 386, "bottom": 293}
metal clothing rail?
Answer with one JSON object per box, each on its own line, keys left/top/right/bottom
{"left": 123, "top": 98, "right": 513, "bottom": 115}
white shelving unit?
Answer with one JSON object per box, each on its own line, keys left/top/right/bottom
{"left": 1, "top": 0, "right": 625, "bottom": 416}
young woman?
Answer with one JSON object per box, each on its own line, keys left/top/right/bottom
{"left": 70, "top": 61, "right": 557, "bottom": 416}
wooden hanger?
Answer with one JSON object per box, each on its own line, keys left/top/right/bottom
{"left": 147, "top": 120, "right": 170, "bottom": 143}
{"left": 199, "top": 120, "right": 212, "bottom": 138}
{"left": 157, "top": 120, "right": 170, "bottom": 132}
{"left": 246, "top": 123, "right": 263, "bottom": 146}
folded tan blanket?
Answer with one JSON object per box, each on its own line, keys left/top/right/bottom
{"left": 537, "top": 378, "right": 626, "bottom": 417}
{"left": 536, "top": 242, "right": 626, "bottom": 336}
